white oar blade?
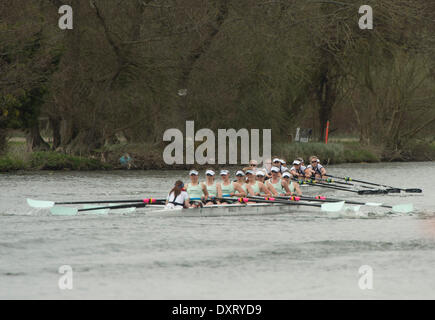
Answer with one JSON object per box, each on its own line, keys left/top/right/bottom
{"left": 50, "top": 206, "right": 78, "bottom": 216}
{"left": 365, "top": 202, "right": 383, "bottom": 207}
{"left": 27, "top": 198, "right": 55, "bottom": 208}
{"left": 81, "top": 205, "right": 109, "bottom": 215}
{"left": 392, "top": 203, "right": 414, "bottom": 214}
{"left": 321, "top": 201, "right": 345, "bottom": 212}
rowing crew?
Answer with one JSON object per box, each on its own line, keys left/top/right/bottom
{"left": 257, "top": 156, "right": 327, "bottom": 180}
{"left": 165, "top": 167, "right": 303, "bottom": 209}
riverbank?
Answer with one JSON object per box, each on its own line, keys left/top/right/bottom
{"left": 1, "top": 140, "right": 434, "bottom": 172}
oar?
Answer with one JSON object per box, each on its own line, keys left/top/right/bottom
{"left": 239, "top": 196, "right": 345, "bottom": 212}
{"left": 316, "top": 178, "right": 375, "bottom": 190}
{"left": 27, "top": 198, "right": 165, "bottom": 209}
{"left": 317, "top": 177, "right": 358, "bottom": 187}
{"left": 49, "top": 201, "right": 161, "bottom": 216}
{"left": 274, "top": 195, "right": 414, "bottom": 214}
{"left": 294, "top": 180, "right": 388, "bottom": 195}
{"left": 326, "top": 175, "right": 422, "bottom": 193}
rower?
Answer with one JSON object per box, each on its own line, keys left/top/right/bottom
{"left": 261, "top": 158, "right": 273, "bottom": 179}
{"left": 249, "top": 159, "right": 258, "bottom": 171}
{"left": 246, "top": 169, "right": 271, "bottom": 196}
{"left": 165, "top": 180, "right": 190, "bottom": 209}
{"left": 266, "top": 166, "right": 292, "bottom": 196}
{"left": 279, "top": 159, "right": 288, "bottom": 174}
{"left": 296, "top": 157, "right": 305, "bottom": 167}
{"left": 305, "top": 156, "right": 327, "bottom": 180}
{"left": 290, "top": 159, "right": 306, "bottom": 179}
{"left": 219, "top": 169, "right": 246, "bottom": 203}
{"left": 203, "top": 169, "right": 222, "bottom": 205}
{"left": 255, "top": 170, "right": 266, "bottom": 183}
{"left": 185, "top": 169, "right": 208, "bottom": 208}
{"left": 282, "top": 172, "right": 302, "bottom": 196}
{"left": 272, "top": 158, "right": 282, "bottom": 172}
{"left": 235, "top": 170, "right": 255, "bottom": 196}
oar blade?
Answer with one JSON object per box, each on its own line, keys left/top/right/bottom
{"left": 392, "top": 203, "right": 414, "bottom": 214}
{"left": 50, "top": 206, "right": 78, "bottom": 216}
{"left": 27, "top": 198, "right": 55, "bottom": 208}
{"left": 321, "top": 201, "right": 345, "bottom": 212}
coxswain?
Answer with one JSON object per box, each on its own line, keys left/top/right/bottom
{"left": 165, "top": 180, "right": 190, "bottom": 209}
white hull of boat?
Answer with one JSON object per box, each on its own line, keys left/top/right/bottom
{"left": 134, "top": 203, "right": 318, "bottom": 218}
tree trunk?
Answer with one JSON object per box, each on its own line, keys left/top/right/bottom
{"left": 26, "top": 124, "right": 50, "bottom": 152}
{"left": 316, "top": 67, "right": 336, "bottom": 142}
{"left": 0, "top": 128, "right": 7, "bottom": 155}
{"left": 59, "top": 118, "right": 78, "bottom": 151}
{"left": 49, "top": 116, "right": 61, "bottom": 150}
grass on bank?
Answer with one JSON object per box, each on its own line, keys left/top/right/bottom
{"left": 0, "top": 142, "right": 110, "bottom": 171}
{"left": 1, "top": 139, "right": 434, "bottom": 172}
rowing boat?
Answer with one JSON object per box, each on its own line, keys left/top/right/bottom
{"left": 109, "top": 201, "right": 346, "bottom": 218}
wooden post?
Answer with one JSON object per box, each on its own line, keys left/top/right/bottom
{"left": 325, "top": 120, "right": 330, "bottom": 144}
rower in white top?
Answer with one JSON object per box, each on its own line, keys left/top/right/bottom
{"left": 290, "top": 159, "right": 306, "bottom": 180}
{"left": 305, "top": 156, "right": 327, "bottom": 180}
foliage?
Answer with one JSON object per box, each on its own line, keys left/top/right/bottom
{"left": 0, "top": 0, "right": 434, "bottom": 159}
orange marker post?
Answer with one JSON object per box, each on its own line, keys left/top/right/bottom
{"left": 325, "top": 120, "right": 330, "bottom": 144}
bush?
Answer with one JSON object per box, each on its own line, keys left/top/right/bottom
{"left": 0, "top": 156, "right": 26, "bottom": 171}
{"left": 29, "top": 152, "right": 110, "bottom": 170}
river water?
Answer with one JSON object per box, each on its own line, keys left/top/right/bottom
{"left": 0, "top": 162, "right": 434, "bottom": 299}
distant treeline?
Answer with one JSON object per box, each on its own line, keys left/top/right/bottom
{"left": 1, "top": 0, "right": 434, "bottom": 161}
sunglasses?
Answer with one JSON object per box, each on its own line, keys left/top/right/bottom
{"left": 206, "top": 173, "right": 214, "bottom": 176}
{"left": 250, "top": 164, "right": 257, "bottom": 167}
{"left": 311, "top": 161, "right": 317, "bottom": 163}
{"left": 236, "top": 174, "right": 244, "bottom": 177}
